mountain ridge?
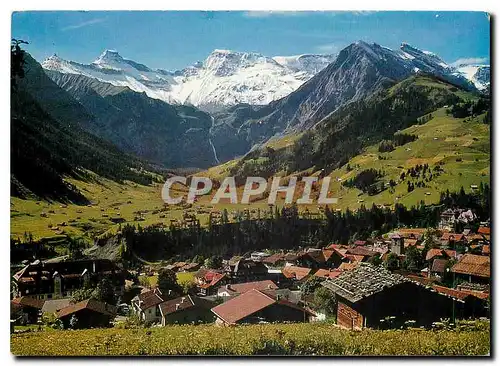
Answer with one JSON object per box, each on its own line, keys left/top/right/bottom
{"left": 42, "top": 49, "right": 335, "bottom": 110}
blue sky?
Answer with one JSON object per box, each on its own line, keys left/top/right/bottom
{"left": 12, "top": 11, "right": 490, "bottom": 70}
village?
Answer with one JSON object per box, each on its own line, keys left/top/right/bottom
{"left": 10, "top": 205, "right": 491, "bottom": 332}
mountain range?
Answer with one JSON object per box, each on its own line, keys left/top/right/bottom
{"left": 42, "top": 49, "right": 335, "bottom": 111}
{"left": 39, "top": 41, "right": 490, "bottom": 168}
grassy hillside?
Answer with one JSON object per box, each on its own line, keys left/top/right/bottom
{"left": 11, "top": 321, "right": 490, "bottom": 356}
{"left": 11, "top": 53, "right": 157, "bottom": 203}
{"left": 10, "top": 105, "right": 490, "bottom": 244}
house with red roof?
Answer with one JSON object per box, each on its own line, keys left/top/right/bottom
{"left": 11, "top": 296, "right": 44, "bottom": 324}
{"left": 211, "top": 289, "right": 314, "bottom": 325}
{"left": 198, "top": 272, "right": 228, "bottom": 296}
{"left": 451, "top": 254, "right": 490, "bottom": 284}
{"left": 282, "top": 265, "right": 312, "bottom": 282}
{"left": 313, "top": 269, "right": 342, "bottom": 279}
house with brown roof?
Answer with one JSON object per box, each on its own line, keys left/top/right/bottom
{"left": 451, "top": 254, "right": 490, "bottom": 284}
{"left": 11, "top": 297, "right": 44, "bottom": 324}
{"left": 297, "top": 249, "right": 341, "bottom": 269}
{"left": 431, "top": 285, "right": 488, "bottom": 318}
{"left": 158, "top": 295, "right": 215, "bottom": 325}
{"left": 57, "top": 298, "right": 116, "bottom": 329}
{"left": 217, "top": 280, "right": 278, "bottom": 298}
{"left": 224, "top": 259, "right": 268, "bottom": 283}
{"left": 131, "top": 288, "right": 165, "bottom": 323}
{"left": 322, "top": 263, "right": 468, "bottom": 329}
{"left": 211, "top": 289, "right": 313, "bottom": 325}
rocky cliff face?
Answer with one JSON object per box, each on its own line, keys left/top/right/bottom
{"left": 46, "top": 70, "right": 217, "bottom": 168}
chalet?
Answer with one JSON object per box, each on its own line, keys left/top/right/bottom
{"left": 451, "top": 254, "right": 490, "bottom": 284}
{"left": 11, "top": 297, "right": 44, "bottom": 324}
{"left": 196, "top": 270, "right": 227, "bottom": 296}
{"left": 12, "top": 259, "right": 125, "bottom": 300}
{"left": 131, "top": 288, "right": 164, "bottom": 323}
{"left": 297, "top": 248, "right": 340, "bottom": 269}
{"left": 217, "top": 280, "right": 278, "bottom": 298}
{"left": 158, "top": 295, "right": 215, "bottom": 325}
{"left": 57, "top": 299, "right": 116, "bottom": 329}
{"left": 224, "top": 259, "right": 268, "bottom": 283}
{"left": 211, "top": 289, "right": 314, "bottom": 325}
{"left": 322, "top": 263, "right": 464, "bottom": 329}
{"left": 431, "top": 285, "right": 488, "bottom": 318}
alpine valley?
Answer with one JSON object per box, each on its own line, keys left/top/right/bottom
{"left": 41, "top": 41, "right": 490, "bottom": 166}
{"left": 11, "top": 39, "right": 490, "bottom": 243}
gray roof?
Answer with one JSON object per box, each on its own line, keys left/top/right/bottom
{"left": 321, "top": 263, "right": 408, "bottom": 303}
{"left": 41, "top": 298, "right": 71, "bottom": 314}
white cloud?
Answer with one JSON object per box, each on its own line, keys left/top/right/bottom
{"left": 315, "top": 43, "right": 340, "bottom": 54}
{"left": 61, "top": 17, "right": 106, "bottom": 31}
{"left": 451, "top": 57, "right": 489, "bottom": 67}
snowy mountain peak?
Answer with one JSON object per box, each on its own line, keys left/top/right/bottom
{"left": 93, "top": 49, "right": 123, "bottom": 64}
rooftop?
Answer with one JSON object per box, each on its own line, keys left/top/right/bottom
{"left": 282, "top": 265, "right": 311, "bottom": 280}
{"left": 220, "top": 280, "right": 278, "bottom": 295}
{"left": 451, "top": 254, "right": 490, "bottom": 278}
{"left": 322, "top": 263, "right": 407, "bottom": 303}
{"left": 211, "top": 289, "right": 276, "bottom": 324}
{"left": 57, "top": 298, "right": 116, "bottom": 319}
